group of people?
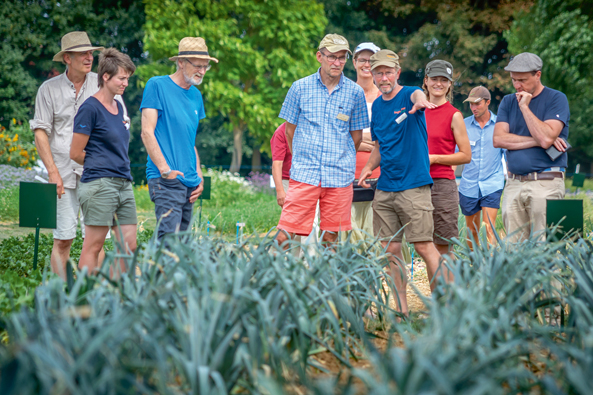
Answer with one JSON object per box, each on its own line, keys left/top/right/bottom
{"left": 31, "top": 32, "right": 216, "bottom": 278}
{"left": 272, "top": 34, "right": 569, "bottom": 315}
{"left": 30, "top": 31, "right": 570, "bottom": 309}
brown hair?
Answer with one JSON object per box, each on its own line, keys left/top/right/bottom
{"left": 423, "top": 76, "right": 453, "bottom": 102}
{"left": 97, "top": 48, "right": 136, "bottom": 87}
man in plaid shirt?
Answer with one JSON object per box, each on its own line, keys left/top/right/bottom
{"left": 275, "top": 34, "right": 369, "bottom": 247}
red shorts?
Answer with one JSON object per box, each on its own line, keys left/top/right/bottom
{"left": 278, "top": 179, "right": 353, "bottom": 236}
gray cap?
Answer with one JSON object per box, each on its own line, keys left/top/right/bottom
{"left": 504, "top": 52, "right": 543, "bottom": 72}
{"left": 425, "top": 59, "right": 453, "bottom": 81}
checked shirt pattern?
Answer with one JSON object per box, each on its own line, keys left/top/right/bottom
{"left": 279, "top": 70, "right": 369, "bottom": 188}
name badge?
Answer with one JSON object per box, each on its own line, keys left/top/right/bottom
{"left": 470, "top": 140, "right": 476, "bottom": 146}
{"left": 337, "top": 113, "right": 349, "bottom": 122}
{"left": 395, "top": 113, "right": 407, "bottom": 124}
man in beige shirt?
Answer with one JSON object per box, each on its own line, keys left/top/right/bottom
{"left": 30, "top": 31, "right": 124, "bottom": 279}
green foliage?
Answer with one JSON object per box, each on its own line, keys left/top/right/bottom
{"left": 139, "top": 0, "right": 328, "bottom": 169}
{"left": 0, "top": 0, "right": 146, "bottom": 127}
{"left": 506, "top": 0, "right": 593, "bottom": 166}
{"left": 0, "top": 232, "right": 392, "bottom": 393}
{"left": 0, "top": 270, "right": 42, "bottom": 315}
{"left": 0, "top": 123, "right": 37, "bottom": 168}
{"left": 0, "top": 187, "right": 19, "bottom": 222}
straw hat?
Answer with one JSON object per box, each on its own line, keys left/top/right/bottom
{"left": 53, "top": 31, "right": 104, "bottom": 62}
{"left": 168, "top": 37, "right": 219, "bottom": 63}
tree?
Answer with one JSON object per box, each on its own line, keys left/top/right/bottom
{"left": 506, "top": 0, "right": 593, "bottom": 171}
{"left": 320, "top": 0, "right": 532, "bottom": 112}
{"left": 139, "top": 0, "right": 327, "bottom": 172}
{"left": 0, "top": 0, "right": 146, "bottom": 127}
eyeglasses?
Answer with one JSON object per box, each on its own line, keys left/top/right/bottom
{"left": 185, "top": 58, "right": 211, "bottom": 72}
{"left": 356, "top": 58, "right": 371, "bottom": 65}
{"left": 320, "top": 52, "right": 349, "bottom": 64}
{"left": 372, "top": 71, "right": 396, "bottom": 78}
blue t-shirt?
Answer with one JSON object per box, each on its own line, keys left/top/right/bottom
{"left": 140, "top": 76, "right": 205, "bottom": 187}
{"left": 74, "top": 97, "right": 132, "bottom": 183}
{"left": 496, "top": 87, "right": 570, "bottom": 175}
{"left": 371, "top": 86, "right": 432, "bottom": 192}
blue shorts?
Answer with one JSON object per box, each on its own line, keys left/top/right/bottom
{"left": 459, "top": 189, "right": 503, "bottom": 216}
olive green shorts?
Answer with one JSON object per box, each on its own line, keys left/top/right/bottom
{"left": 372, "top": 185, "right": 434, "bottom": 243}
{"left": 77, "top": 177, "right": 137, "bottom": 227}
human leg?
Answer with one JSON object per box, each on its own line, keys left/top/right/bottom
{"left": 276, "top": 180, "right": 321, "bottom": 249}
{"left": 382, "top": 240, "right": 408, "bottom": 315}
{"left": 318, "top": 184, "right": 353, "bottom": 247}
{"left": 51, "top": 188, "right": 82, "bottom": 279}
{"left": 481, "top": 207, "right": 499, "bottom": 244}
{"left": 525, "top": 178, "right": 565, "bottom": 240}
{"left": 413, "top": 241, "right": 443, "bottom": 292}
{"left": 501, "top": 178, "right": 530, "bottom": 242}
{"left": 431, "top": 179, "right": 459, "bottom": 260}
{"left": 78, "top": 225, "right": 111, "bottom": 274}
{"left": 464, "top": 212, "right": 482, "bottom": 250}
{"left": 110, "top": 224, "right": 137, "bottom": 278}
{"left": 148, "top": 178, "right": 188, "bottom": 240}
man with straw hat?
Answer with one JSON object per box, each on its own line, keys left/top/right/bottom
{"left": 140, "top": 37, "right": 218, "bottom": 240}
{"left": 274, "top": 34, "right": 369, "bottom": 248}
{"left": 30, "top": 31, "right": 121, "bottom": 280}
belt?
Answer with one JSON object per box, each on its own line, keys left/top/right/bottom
{"left": 509, "top": 171, "right": 564, "bottom": 182}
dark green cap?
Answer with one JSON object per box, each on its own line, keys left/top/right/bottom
{"left": 425, "top": 59, "right": 453, "bottom": 81}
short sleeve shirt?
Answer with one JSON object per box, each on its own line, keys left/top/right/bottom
{"left": 459, "top": 112, "right": 505, "bottom": 198}
{"left": 371, "top": 86, "right": 432, "bottom": 192}
{"left": 74, "top": 97, "right": 132, "bottom": 183}
{"left": 496, "top": 87, "right": 570, "bottom": 175}
{"left": 140, "top": 76, "right": 205, "bottom": 188}
{"left": 279, "top": 69, "right": 369, "bottom": 188}
{"left": 270, "top": 123, "right": 292, "bottom": 179}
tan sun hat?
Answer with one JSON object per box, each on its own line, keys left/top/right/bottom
{"left": 463, "top": 86, "right": 491, "bottom": 103}
{"left": 318, "top": 34, "right": 352, "bottom": 55}
{"left": 370, "top": 50, "right": 400, "bottom": 70}
{"left": 53, "top": 31, "right": 104, "bottom": 62}
{"left": 168, "top": 37, "right": 219, "bottom": 63}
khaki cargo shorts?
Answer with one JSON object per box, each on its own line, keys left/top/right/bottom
{"left": 372, "top": 185, "right": 434, "bottom": 243}
{"left": 78, "top": 177, "right": 137, "bottom": 227}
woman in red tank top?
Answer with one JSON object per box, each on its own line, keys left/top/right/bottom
{"left": 423, "top": 60, "right": 471, "bottom": 260}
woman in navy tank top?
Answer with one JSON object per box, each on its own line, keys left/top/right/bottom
{"left": 423, "top": 60, "right": 472, "bottom": 263}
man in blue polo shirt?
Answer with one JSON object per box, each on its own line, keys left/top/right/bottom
{"left": 141, "top": 37, "right": 217, "bottom": 239}
{"left": 460, "top": 86, "right": 505, "bottom": 248}
{"left": 493, "top": 52, "right": 569, "bottom": 242}
{"left": 358, "top": 49, "right": 443, "bottom": 316}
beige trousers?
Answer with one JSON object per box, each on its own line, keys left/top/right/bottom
{"left": 502, "top": 177, "right": 565, "bottom": 242}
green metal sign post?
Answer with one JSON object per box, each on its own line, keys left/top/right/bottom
{"left": 19, "top": 182, "right": 57, "bottom": 270}
{"left": 198, "top": 176, "right": 211, "bottom": 225}
{"left": 546, "top": 199, "right": 583, "bottom": 241}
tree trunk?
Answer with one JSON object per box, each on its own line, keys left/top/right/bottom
{"left": 230, "top": 126, "right": 243, "bottom": 173}
{"left": 251, "top": 144, "right": 261, "bottom": 172}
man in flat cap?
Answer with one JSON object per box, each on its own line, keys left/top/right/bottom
{"left": 493, "top": 52, "right": 570, "bottom": 242}
{"left": 141, "top": 37, "right": 217, "bottom": 240}
{"left": 460, "top": 86, "right": 505, "bottom": 247}
{"left": 358, "top": 49, "right": 442, "bottom": 316}
{"left": 275, "top": 34, "right": 369, "bottom": 248}
{"left": 30, "top": 31, "right": 119, "bottom": 280}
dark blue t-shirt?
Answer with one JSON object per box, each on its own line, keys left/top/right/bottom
{"left": 497, "top": 87, "right": 570, "bottom": 175}
{"left": 371, "top": 86, "right": 433, "bottom": 192}
{"left": 74, "top": 97, "right": 132, "bottom": 183}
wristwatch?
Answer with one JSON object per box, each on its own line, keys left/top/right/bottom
{"left": 161, "top": 169, "right": 172, "bottom": 179}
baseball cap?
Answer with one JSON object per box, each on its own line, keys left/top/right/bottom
{"left": 425, "top": 60, "right": 453, "bottom": 81}
{"left": 370, "top": 49, "right": 400, "bottom": 70}
{"left": 354, "top": 42, "right": 380, "bottom": 56}
{"left": 318, "top": 34, "right": 351, "bottom": 55}
{"left": 463, "top": 86, "right": 491, "bottom": 103}
{"left": 504, "top": 52, "right": 543, "bottom": 72}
